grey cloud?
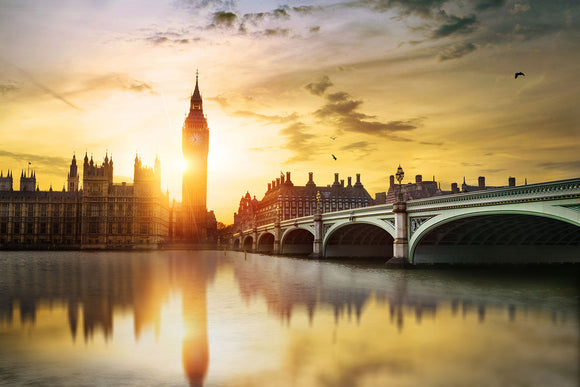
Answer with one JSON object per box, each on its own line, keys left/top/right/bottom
{"left": 304, "top": 75, "right": 333, "bottom": 96}
{"left": 207, "top": 94, "right": 230, "bottom": 108}
{"left": 474, "top": 0, "right": 506, "bottom": 11}
{"left": 369, "top": 0, "right": 450, "bottom": 18}
{"left": 462, "top": 162, "right": 482, "bottom": 167}
{"left": 70, "top": 73, "right": 156, "bottom": 96}
{"left": 437, "top": 41, "right": 477, "bottom": 60}
{"left": 233, "top": 110, "right": 299, "bottom": 124}
{"left": 0, "top": 82, "right": 17, "bottom": 94}
{"left": 279, "top": 122, "right": 319, "bottom": 163}
{"left": 432, "top": 14, "right": 477, "bottom": 39}
{"left": 419, "top": 141, "right": 444, "bottom": 146}
{"left": 340, "top": 141, "right": 375, "bottom": 151}
{"left": 12, "top": 64, "right": 82, "bottom": 111}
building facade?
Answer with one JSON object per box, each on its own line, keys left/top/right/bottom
{"left": 234, "top": 171, "right": 373, "bottom": 232}
{"left": 0, "top": 153, "right": 169, "bottom": 249}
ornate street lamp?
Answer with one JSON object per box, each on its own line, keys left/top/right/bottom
{"left": 395, "top": 165, "right": 404, "bottom": 202}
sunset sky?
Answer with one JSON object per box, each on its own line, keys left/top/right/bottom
{"left": 1, "top": 0, "right": 578, "bottom": 223}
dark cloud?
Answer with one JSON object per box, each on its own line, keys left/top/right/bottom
{"left": 461, "top": 162, "right": 482, "bottom": 167}
{"left": 261, "top": 28, "right": 290, "bottom": 37}
{"left": 432, "top": 14, "right": 477, "bottom": 39}
{"left": 339, "top": 117, "right": 418, "bottom": 137}
{"left": 480, "top": 168, "right": 507, "bottom": 173}
{"left": 537, "top": 160, "right": 580, "bottom": 173}
{"left": 212, "top": 11, "right": 237, "bottom": 27}
{"left": 304, "top": 75, "right": 333, "bottom": 96}
{"left": 0, "top": 150, "right": 69, "bottom": 176}
{"left": 474, "top": 0, "right": 506, "bottom": 11}
{"left": 309, "top": 77, "right": 421, "bottom": 138}
{"left": 279, "top": 122, "right": 319, "bottom": 163}
{"left": 175, "top": 0, "right": 236, "bottom": 11}
{"left": 233, "top": 110, "right": 298, "bottom": 124}
{"left": 419, "top": 141, "right": 444, "bottom": 146}
{"left": 437, "top": 41, "right": 477, "bottom": 60}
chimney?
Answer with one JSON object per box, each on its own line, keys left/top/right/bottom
{"left": 347, "top": 177, "right": 352, "bottom": 187}
{"left": 332, "top": 173, "right": 340, "bottom": 187}
{"left": 268, "top": 183, "right": 271, "bottom": 191}
{"left": 389, "top": 175, "right": 395, "bottom": 187}
{"left": 509, "top": 177, "right": 516, "bottom": 187}
{"left": 415, "top": 175, "right": 422, "bottom": 183}
{"left": 276, "top": 178, "right": 280, "bottom": 187}
{"left": 478, "top": 176, "right": 485, "bottom": 190}
{"left": 308, "top": 172, "right": 313, "bottom": 183}
{"left": 286, "top": 171, "right": 291, "bottom": 184}
{"left": 340, "top": 179, "right": 344, "bottom": 187}
{"left": 355, "top": 173, "right": 362, "bottom": 187}
{"left": 451, "top": 182, "right": 459, "bottom": 193}
{"left": 281, "top": 174, "right": 285, "bottom": 184}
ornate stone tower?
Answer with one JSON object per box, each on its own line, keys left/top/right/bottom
{"left": 67, "top": 154, "right": 79, "bottom": 192}
{"left": 182, "top": 71, "right": 209, "bottom": 242}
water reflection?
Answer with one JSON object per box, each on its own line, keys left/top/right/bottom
{"left": 0, "top": 251, "right": 577, "bottom": 386}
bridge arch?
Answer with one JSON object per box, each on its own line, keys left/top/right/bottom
{"left": 324, "top": 220, "right": 394, "bottom": 258}
{"left": 257, "top": 232, "right": 275, "bottom": 253}
{"left": 409, "top": 208, "right": 580, "bottom": 264}
{"left": 232, "top": 237, "right": 241, "bottom": 250}
{"left": 280, "top": 227, "right": 314, "bottom": 255}
{"left": 242, "top": 235, "right": 253, "bottom": 251}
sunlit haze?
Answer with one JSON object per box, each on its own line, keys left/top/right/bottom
{"left": 1, "top": 0, "right": 578, "bottom": 223}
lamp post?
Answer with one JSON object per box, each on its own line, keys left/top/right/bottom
{"left": 395, "top": 165, "right": 404, "bottom": 202}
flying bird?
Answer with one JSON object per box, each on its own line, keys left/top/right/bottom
{"left": 330, "top": 136, "right": 336, "bottom": 140}
{"left": 331, "top": 154, "right": 337, "bottom": 160}
{"left": 515, "top": 72, "right": 525, "bottom": 79}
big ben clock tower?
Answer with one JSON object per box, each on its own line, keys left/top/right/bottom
{"left": 182, "top": 71, "right": 209, "bottom": 242}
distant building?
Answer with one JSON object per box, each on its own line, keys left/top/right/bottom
{"left": 0, "top": 153, "right": 169, "bottom": 249}
{"left": 234, "top": 171, "right": 373, "bottom": 232}
{"left": 382, "top": 174, "right": 444, "bottom": 203}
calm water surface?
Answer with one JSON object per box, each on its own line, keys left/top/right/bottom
{"left": 0, "top": 250, "right": 578, "bottom": 387}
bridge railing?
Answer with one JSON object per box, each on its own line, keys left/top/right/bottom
{"left": 406, "top": 178, "right": 580, "bottom": 211}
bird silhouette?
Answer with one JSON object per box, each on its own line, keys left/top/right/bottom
{"left": 515, "top": 72, "right": 525, "bottom": 79}
{"left": 330, "top": 136, "right": 336, "bottom": 140}
{"left": 331, "top": 154, "right": 337, "bottom": 160}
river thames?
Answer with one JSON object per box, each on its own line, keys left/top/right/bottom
{"left": 0, "top": 250, "right": 578, "bottom": 386}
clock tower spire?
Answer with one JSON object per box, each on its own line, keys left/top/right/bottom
{"left": 181, "top": 70, "right": 209, "bottom": 242}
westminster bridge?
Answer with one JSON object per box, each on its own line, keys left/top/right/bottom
{"left": 231, "top": 178, "right": 580, "bottom": 264}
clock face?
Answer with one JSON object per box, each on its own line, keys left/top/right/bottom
{"left": 188, "top": 133, "right": 201, "bottom": 145}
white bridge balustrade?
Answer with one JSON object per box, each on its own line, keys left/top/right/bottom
{"left": 231, "top": 178, "right": 580, "bottom": 265}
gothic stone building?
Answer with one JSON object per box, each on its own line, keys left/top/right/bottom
{"left": 234, "top": 171, "right": 373, "bottom": 232}
{"left": 0, "top": 153, "right": 169, "bottom": 249}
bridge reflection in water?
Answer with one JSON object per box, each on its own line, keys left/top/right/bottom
{"left": 0, "top": 250, "right": 578, "bottom": 386}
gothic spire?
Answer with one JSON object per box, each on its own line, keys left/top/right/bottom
{"left": 190, "top": 69, "right": 203, "bottom": 111}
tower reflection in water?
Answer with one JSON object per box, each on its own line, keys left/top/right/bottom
{"left": 0, "top": 251, "right": 216, "bottom": 387}
{"left": 0, "top": 251, "right": 576, "bottom": 386}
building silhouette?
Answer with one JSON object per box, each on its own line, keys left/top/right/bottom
{"left": 0, "top": 153, "right": 169, "bottom": 249}
{"left": 173, "top": 72, "right": 216, "bottom": 244}
{"left": 234, "top": 171, "right": 373, "bottom": 232}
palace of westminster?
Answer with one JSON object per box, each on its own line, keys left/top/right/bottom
{"left": 0, "top": 74, "right": 517, "bottom": 249}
